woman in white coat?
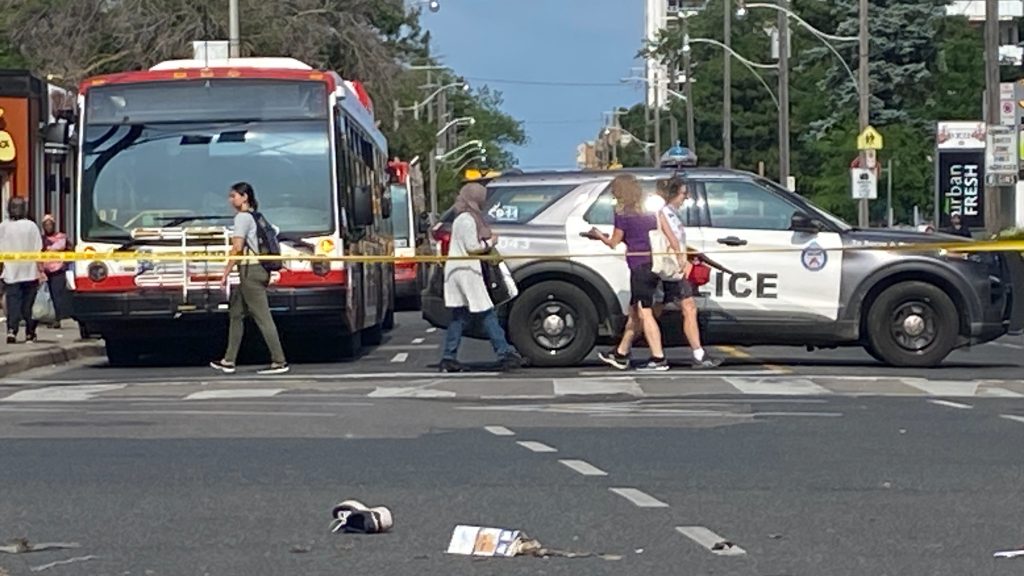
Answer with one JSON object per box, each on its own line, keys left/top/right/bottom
{"left": 440, "top": 183, "right": 524, "bottom": 373}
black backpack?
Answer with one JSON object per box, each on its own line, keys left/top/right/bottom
{"left": 249, "top": 211, "right": 282, "bottom": 272}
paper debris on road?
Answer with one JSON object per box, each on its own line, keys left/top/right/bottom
{"left": 994, "top": 549, "right": 1024, "bottom": 558}
{"left": 447, "top": 525, "right": 522, "bottom": 557}
{"left": 0, "top": 539, "right": 81, "bottom": 554}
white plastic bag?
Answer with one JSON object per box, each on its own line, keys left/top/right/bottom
{"left": 32, "top": 283, "right": 56, "bottom": 324}
{"left": 498, "top": 262, "right": 518, "bottom": 300}
{"left": 649, "top": 229, "right": 681, "bottom": 280}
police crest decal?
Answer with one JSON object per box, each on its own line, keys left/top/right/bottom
{"left": 801, "top": 242, "right": 827, "bottom": 272}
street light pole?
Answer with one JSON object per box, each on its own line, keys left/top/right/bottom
{"left": 653, "top": 70, "right": 662, "bottom": 162}
{"left": 857, "top": 0, "right": 870, "bottom": 228}
{"left": 228, "top": 0, "right": 240, "bottom": 58}
{"left": 429, "top": 88, "right": 448, "bottom": 215}
{"left": 984, "top": 0, "right": 1002, "bottom": 236}
{"left": 777, "top": 0, "right": 790, "bottom": 189}
{"left": 682, "top": 15, "right": 696, "bottom": 152}
{"left": 723, "top": 0, "right": 733, "bottom": 168}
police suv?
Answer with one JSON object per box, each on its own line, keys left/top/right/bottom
{"left": 423, "top": 168, "right": 1024, "bottom": 368}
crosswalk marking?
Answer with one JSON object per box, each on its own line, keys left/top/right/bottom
{"left": 554, "top": 377, "right": 642, "bottom": 396}
{"left": 610, "top": 487, "right": 669, "bottom": 508}
{"left": 516, "top": 441, "right": 557, "bottom": 453}
{"left": 2, "top": 384, "right": 126, "bottom": 403}
{"left": 185, "top": 389, "right": 285, "bottom": 401}
{"left": 725, "top": 377, "right": 831, "bottom": 396}
{"left": 559, "top": 459, "right": 608, "bottom": 476}
{"left": 901, "top": 379, "right": 1023, "bottom": 398}
{"left": 676, "top": 526, "right": 746, "bottom": 556}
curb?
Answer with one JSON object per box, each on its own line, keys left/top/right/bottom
{"left": 0, "top": 342, "right": 106, "bottom": 379}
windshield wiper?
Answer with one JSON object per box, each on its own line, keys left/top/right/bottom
{"left": 155, "top": 215, "right": 233, "bottom": 228}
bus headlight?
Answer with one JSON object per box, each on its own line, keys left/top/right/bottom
{"left": 88, "top": 262, "right": 108, "bottom": 282}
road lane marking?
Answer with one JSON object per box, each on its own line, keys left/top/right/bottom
{"left": 1001, "top": 415, "right": 1024, "bottom": 424}
{"left": 412, "top": 338, "right": 425, "bottom": 344}
{"left": 91, "top": 409, "right": 335, "bottom": 417}
{"left": 426, "top": 327, "right": 438, "bottom": 333}
{"left": 554, "top": 377, "right": 642, "bottom": 396}
{"left": 902, "top": 379, "right": 1023, "bottom": 398}
{"left": 390, "top": 353, "right": 409, "bottom": 363}
{"left": 559, "top": 459, "right": 607, "bottom": 476}
{"left": 927, "top": 399, "right": 973, "bottom": 410}
{"left": 725, "top": 377, "right": 831, "bottom": 396}
{"left": 675, "top": 526, "right": 746, "bottom": 556}
{"left": 717, "top": 345, "right": 752, "bottom": 359}
{"left": 484, "top": 426, "right": 515, "bottom": 436}
{"left": 378, "top": 344, "right": 438, "bottom": 351}
{"left": 995, "top": 342, "right": 1024, "bottom": 349}
{"left": 185, "top": 389, "right": 285, "bottom": 401}
{"left": 578, "top": 369, "right": 782, "bottom": 377}
{"left": 516, "top": 441, "right": 557, "bottom": 453}
{"left": 368, "top": 387, "right": 456, "bottom": 398}
{"left": 609, "top": 487, "right": 668, "bottom": 508}
{"left": 1, "top": 384, "right": 126, "bottom": 403}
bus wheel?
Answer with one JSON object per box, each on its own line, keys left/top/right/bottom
{"left": 383, "top": 306, "right": 395, "bottom": 331}
{"left": 335, "top": 330, "right": 363, "bottom": 360}
{"left": 363, "top": 322, "right": 384, "bottom": 346}
{"left": 105, "top": 338, "right": 141, "bottom": 367}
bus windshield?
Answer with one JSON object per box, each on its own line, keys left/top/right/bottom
{"left": 390, "top": 184, "right": 411, "bottom": 248}
{"left": 80, "top": 120, "right": 334, "bottom": 241}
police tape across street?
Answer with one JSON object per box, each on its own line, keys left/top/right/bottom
{"left": 1, "top": 237, "right": 1021, "bottom": 263}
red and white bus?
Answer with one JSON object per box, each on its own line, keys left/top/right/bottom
{"left": 386, "top": 158, "right": 430, "bottom": 309}
{"left": 71, "top": 55, "right": 394, "bottom": 365}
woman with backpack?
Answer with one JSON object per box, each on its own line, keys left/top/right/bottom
{"left": 210, "top": 182, "right": 289, "bottom": 375}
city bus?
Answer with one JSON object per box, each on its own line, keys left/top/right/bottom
{"left": 387, "top": 157, "right": 430, "bottom": 309}
{"left": 71, "top": 55, "right": 394, "bottom": 365}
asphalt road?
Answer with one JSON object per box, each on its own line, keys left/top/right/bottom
{"left": 2, "top": 312, "right": 1024, "bottom": 575}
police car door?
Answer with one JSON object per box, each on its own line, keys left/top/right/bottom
{"left": 694, "top": 178, "right": 842, "bottom": 323}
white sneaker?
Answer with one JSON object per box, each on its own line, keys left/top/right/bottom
{"left": 209, "top": 360, "right": 236, "bottom": 374}
{"left": 256, "top": 363, "right": 290, "bottom": 375}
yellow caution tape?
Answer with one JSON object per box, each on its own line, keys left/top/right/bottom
{"left": 1, "top": 238, "right": 1021, "bottom": 264}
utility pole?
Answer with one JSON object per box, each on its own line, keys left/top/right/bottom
{"left": 228, "top": 0, "right": 240, "bottom": 58}
{"left": 857, "top": 0, "right": 870, "bottom": 227}
{"left": 429, "top": 88, "right": 447, "bottom": 215}
{"left": 984, "top": 0, "right": 1002, "bottom": 236}
{"left": 682, "top": 14, "right": 696, "bottom": 153}
{"left": 723, "top": 0, "right": 733, "bottom": 168}
{"left": 654, "top": 70, "right": 662, "bottom": 162}
{"left": 777, "top": 0, "right": 790, "bottom": 188}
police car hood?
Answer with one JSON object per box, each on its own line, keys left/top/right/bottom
{"left": 840, "top": 228, "right": 967, "bottom": 247}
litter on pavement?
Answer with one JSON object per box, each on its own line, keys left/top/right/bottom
{"left": 446, "top": 525, "right": 613, "bottom": 559}
{"left": 329, "top": 500, "right": 394, "bottom": 534}
{"left": 0, "top": 539, "right": 81, "bottom": 554}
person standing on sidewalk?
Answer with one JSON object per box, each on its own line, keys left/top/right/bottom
{"left": 0, "top": 197, "right": 43, "bottom": 343}
{"left": 439, "top": 182, "right": 524, "bottom": 373}
{"left": 587, "top": 174, "right": 669, "bottom": 371}
{"left": 210, "top": 182, "right": 289, "bottom": 375}
{"left": 41, "top": 214, "right": 71, "bottom": 328}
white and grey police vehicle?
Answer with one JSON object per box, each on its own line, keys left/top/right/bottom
{"left": 423, "top": 168, "right": 1024, "bottom": 368}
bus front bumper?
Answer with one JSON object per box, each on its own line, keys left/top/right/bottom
{"left": 73, "top": 287, "right": 349, "bottom": 335}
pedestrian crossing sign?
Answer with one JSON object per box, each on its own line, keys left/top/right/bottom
{"left": 857, "top": 126, "right": 884, "bottom": 151}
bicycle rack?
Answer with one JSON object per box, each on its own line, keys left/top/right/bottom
{"left": 129, "top": 226, "right": 233, "bottom": 301}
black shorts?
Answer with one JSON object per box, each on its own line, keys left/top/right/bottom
{"left": 662, "top": 279, "right": 696, "bottom": 304}
{"left": 629, "top": 264, "right": 660, "bottom": 308}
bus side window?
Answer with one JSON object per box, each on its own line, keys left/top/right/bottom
{"left": 334, "top": 109, "right": 352, "bottom": 233}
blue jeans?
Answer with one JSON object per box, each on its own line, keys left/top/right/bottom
{"left": 442, "top": 307, "right": 512, "bottom": 361}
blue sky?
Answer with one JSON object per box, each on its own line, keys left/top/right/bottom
{"left": 422, "top": 0, "right": 644, "bottom": 169}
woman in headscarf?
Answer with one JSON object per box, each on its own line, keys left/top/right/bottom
{"left": 440, "top": 183, "right": 523, "bottom": 373}
{"left": 41, "top": 214, "right": 71, "bottom": 328}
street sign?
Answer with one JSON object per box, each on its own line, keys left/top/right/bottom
{"left": 1001, "top": 82, "right": 1016, "bottom": 126}
{"left": 985, "top": 124, "right": 1019, "bottom": 180}
{"left": 851, "top": 167, "right": 878, "bottom": 200}
{"left": 856, "top": 126, "right": 884, "bottom": 150}
{"left": 864, "top": 149, "right": 877, "bottom": 169}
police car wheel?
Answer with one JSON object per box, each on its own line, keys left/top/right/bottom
{"left": 865, "top": 281, "right": 957, "bottom": 368}
{"left": 508, "top": 281, "right": 598, "bottom": 368}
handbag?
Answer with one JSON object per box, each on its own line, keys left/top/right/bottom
{"left": 688, "top": 260, "right": 712, "bottom": 287}
{"left": 649, "top": 229, "right": 682, "bottom": 280}
{"left": 481, "top": 249, "right": 518, "bottom": 307}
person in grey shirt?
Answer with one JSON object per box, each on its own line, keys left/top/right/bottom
{"left": 0, "top": 197, "right": 44, "bottom": 343}
{"left": 209, "top": 182, "right": 289, "bottom": 375}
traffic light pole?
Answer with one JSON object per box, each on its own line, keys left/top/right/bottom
{"left": 984, "top": 0, "right": 1002, "bottom": 236}
{"left": 857, "top": 0, "right": 870, "bottom": 228}
{"left": 777, "top": 0, "right": 790, "bottom": 188}
{"left": 723, "top": 0, "right": 733, "bottom": 168}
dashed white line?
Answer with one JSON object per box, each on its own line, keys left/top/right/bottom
{"left": 390, "top": 352, "right": 409, "bottom": 363}
{"left": 426, "top": 327, "right": 438, "bottom": 333}
{"left": 516, "top": 441, "right": 557, "bottom": 453}
{"left": 559, "top": 459, "right": 608, "bottom": 476}
{"left": 927, "top": 399, "right": 973, "bottom": 410}
{"left": 1000, "top": 414, "right": 1024, "bottom": 424}
{"left": 2, "top": 384, "right": 127, "bottom": 403}
{"left": 412, "top": 337, "right": 425, "bottom": 344}
{"left": 484, "top": 425, "right": 515, "bottom": 436}
{"left": 676, "top": 526, "right": 746, "bottom": 556}
{"left": 995, "top": 342, "right": 1024, "bottom": 350}
{"left": 609, "top": 487, "right": 669, "bottom": 508}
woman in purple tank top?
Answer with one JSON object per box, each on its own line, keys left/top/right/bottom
{"left": 585, "top": 175, "right": 668, "bottom": 372}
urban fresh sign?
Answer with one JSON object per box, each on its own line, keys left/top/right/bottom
{"left": 936, "top": 121, "right": 986, "bottom": 230}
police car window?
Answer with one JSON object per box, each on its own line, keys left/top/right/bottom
{"left": 704, "top": 181, "right": 796, "bottom": 231}
{"left": 482, "top": 184, "right": 574, "bottom": 224}
{"left": 585, "top": 180, "right": 696, "bottom": 226}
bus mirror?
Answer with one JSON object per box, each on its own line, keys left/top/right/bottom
{"left": 353, "top": 185, "right": 375, "bottom": 228}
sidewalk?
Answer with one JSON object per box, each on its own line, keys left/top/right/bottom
{"left": 0, "top": 321, "right": 105, "bottom": 378}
